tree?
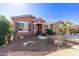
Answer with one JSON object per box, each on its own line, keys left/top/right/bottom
{"left": 64, "top": 21, "right": 73, "bottom": 26}
{"left": 51, "top": 21, "right": 74, "bottom": 35}
{"left": 69, "top": 28, "right": 76, "bottom": 35}
{"left": 0, "top": 15, "right": 14, "bottom": 46}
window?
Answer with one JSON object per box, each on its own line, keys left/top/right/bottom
{"left": 17, "top": 22, "right": 29, "bottom": 32}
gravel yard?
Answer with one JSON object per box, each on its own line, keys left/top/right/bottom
{"left": 0, "top": 37, "right": 69, "bottom": 56}
{"left": 0, "top": 36, "right": 68, "bottom": 56}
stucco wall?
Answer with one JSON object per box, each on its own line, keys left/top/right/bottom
{"left": 12, "top": 15, "right": 46, "bottom": 37}
{"left": 12, "top": 16, "right": 34, "bottom": 37}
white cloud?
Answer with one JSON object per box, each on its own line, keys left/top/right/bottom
{"left": 0, "top": 3, "right": 30, "bottom": 20}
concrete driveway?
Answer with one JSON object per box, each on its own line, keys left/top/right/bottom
{"left": 46, "top": 45, "right": 79, "bottom": 56}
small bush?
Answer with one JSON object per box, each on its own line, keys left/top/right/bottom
{"left": 69, "top": 29, "right": 75, "bottom": 35}
{"left": 46, "top": 29, "right": 56, "bottom": 35}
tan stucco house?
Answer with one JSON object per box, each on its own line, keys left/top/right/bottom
{"left": 11, "top": 15, "right": 47, "bottom": 37}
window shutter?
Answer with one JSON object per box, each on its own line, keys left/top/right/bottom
{"left": 16, "top": 22, "right": 19, "bottom": 31}
{"left": 28, "top": 23, "right": 31, "bottom": 31}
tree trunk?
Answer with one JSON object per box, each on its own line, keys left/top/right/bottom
{"left": 8, "top": 33, "right": 14, "bottom": 42}
{"left": 5, "top": 35, "right": 8, "bottom": 44}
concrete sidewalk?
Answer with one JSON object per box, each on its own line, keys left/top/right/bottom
{"left": 46, "top": 45, "right": 79, "bottom": 56}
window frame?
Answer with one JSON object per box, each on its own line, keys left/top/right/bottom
{"left": 17, "top": 21, "right": 29, "bottom": 32}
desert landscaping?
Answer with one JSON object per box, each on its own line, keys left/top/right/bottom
{"left": 0, "top": 15, "right": 79, "bottom": 56}
{"left": 0, "top": 35, "right": 79, "bottom": 56}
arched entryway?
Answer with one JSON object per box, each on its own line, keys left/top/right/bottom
{"left": 33, "top": 18, "right": 46, "bottom": 35}
{"left": 36, "top": 24, "right": 42, "bottom": 35}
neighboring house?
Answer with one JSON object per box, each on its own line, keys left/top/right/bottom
{"left": 11, "top": 15, "right": 46, "bottom": 37}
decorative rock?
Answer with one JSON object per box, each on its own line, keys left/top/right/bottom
{"left": 23, "top": 41, "right": 36, "bottom": 47}
{"left": 38, "top": 35, "right": 47, "bottom": 40}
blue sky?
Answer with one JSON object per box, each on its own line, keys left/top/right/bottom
{"left": 0, "top": 3, "right": 79, "bottom": 24}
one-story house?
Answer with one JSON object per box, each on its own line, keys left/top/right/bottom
{"left": 11, "top": 15, "right": 47, "bottom": 37}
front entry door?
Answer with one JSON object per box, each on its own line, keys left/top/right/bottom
{"left": 36, "top": 24, "right": 42, "bottom": 35}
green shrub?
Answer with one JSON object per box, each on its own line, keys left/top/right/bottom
{"left": 46, "top": 29, "right": 56, "bottom": 35}
{"left": 69, "top": 29, "right": 75, "bottom": 35}
{"left": 0, "top": 35, "right": 5, "bottom": 46}
{"left": 0, "top": 15, "right": 14, "bottom": 46}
